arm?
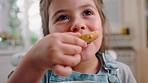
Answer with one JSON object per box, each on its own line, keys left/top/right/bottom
{"left": 117, "top": 62, "right": 137, "bottom": 83}
{"left": 126, "top": 66, "right": 137, "bottom": 83}
{"left": 7, "top": 52, "right": 47, "bottom": 83}
{"left": 7, "top": 32, "right": 87, "bottom": 83}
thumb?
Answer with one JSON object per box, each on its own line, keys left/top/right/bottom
{"left": 67, "top": 32, "right": 81, "bottom": 37}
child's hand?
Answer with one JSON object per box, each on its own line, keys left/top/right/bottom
{"left": 25, "top": 32, "right": 87, "bottom": 76}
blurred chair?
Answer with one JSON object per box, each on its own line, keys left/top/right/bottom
{"left": 105, "top": 50, "right": 117, "bottom": 60}
{"left": 11, "top": 52, "right": 26, "bottom": 66}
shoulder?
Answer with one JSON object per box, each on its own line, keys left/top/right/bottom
{"left": 98, "top": 52, "right": 137, "bottom": 83}
{"left": 116, "top": 62, "right": 137, "bottom": 83}
{"left": 117, "top": 62, "right": 131, "bottom": 73}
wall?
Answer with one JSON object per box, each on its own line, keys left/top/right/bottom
{"left": 0, "top": 55, "right": 15, "bottom": 83}
{"left": 0, "top": 0, "right": 8, "bottom": 32}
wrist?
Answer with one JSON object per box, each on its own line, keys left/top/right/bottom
{"left": 7, "top": 57, "right": 47, "bottom": 83}
{"left": 22, "top": 53, "right": 47, "bottom": 72}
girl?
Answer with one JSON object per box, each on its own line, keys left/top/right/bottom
{"left": 7, "top": 0, "right": 137, "bottom": 83}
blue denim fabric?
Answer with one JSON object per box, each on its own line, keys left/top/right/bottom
{"left": 40, "top": 53, "right": 137, "bottom": 83}
{"left": 49, "top": 70, "right": 108, "bottom": 83}
{"left": 41, "top": 67, "right": 121, "bottom": 83}
{"left": 41, "top": 65, "right": 120, "bottom": 83}
{"left": 41, "top": 64, "right": 137, "bottom": 83}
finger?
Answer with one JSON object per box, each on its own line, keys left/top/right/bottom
{"left": 48, "top": 52, "right": 80, "bottom": 67}
{"left": 59, "top": 54, "right": 81, "bottom": 67}
{"left": 67, "top": 32, "right": 81, "bottom": 37}
{"left": 61, "top": 44, "right": 82, "bottom": 55}
{"left": 60, "top": 33, "right": 87, "bottom": 48}
{"left": 53, "top": 65, "right": 73, "bottom": 77}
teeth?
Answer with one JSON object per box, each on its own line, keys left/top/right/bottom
{"left": 79, "top": 31, "right": 99, "bottom": 44}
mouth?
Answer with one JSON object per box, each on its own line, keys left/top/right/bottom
{"left": 86, "top": 43, "right": 92, "bottom": 47}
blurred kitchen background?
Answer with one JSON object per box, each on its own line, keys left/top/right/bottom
{"left": 0, "top": 0, "right": 148, "bottom": 83}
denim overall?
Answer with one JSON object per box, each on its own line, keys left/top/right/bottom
{"left": 41, "top": 52, "right": 120, "bottom": 83}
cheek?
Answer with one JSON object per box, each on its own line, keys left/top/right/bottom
{"left": 88, "top": 21, "right": 103, "bottom": 38}
{"left": 49, "top": 24, "right": 67, "bottom": 33}
{"left": 95, "top": 37, "right": 102, "bottom": 49}
{"left": 88, "top": 18, "right": 102, "bottom": 30}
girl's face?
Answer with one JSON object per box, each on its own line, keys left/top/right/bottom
{"left": 48, "top": 0, "right": 103, "bottom": 61}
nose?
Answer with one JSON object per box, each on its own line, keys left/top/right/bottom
{"left": 70, "top": 22, "right": 86, "bottom": 32}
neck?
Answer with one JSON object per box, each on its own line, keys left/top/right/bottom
{"left": 72, "top": 55, "right": 101, "bottom": 74}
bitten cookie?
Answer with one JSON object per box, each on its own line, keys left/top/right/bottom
{"left": 79, "top": 31, "right": 99, "bottom": 44}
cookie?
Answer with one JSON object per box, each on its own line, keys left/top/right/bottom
{"left": 79, "top": 31, "right": 99, "bottom": 44}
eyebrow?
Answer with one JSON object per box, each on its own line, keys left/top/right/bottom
{"left": 51, "top": 4, "right": 97, "bottom": 20}
{"left": 80, "top": 4, "right": 97, "bottom": 10}
{"left": 51, "top": 9, "right": 68, "bottom": 20}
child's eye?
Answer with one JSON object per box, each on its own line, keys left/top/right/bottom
{"left": 82, "top": 9, "right": 94, "bottom": 16}
{"left": 56, "top": 15, "right": 69, "bottom": 22}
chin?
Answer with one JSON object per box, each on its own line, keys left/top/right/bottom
{"left": 81, "top": 45, "right": 97, "bottom": 61}
{"left": 81, "top": 54, "right": 91, "bottom": 61}
{"left": 81, "top": 40, "right": 101, "bottom": 61}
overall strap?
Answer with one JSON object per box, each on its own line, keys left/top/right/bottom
{"left": 97, "top": 52, "right": 120, "bottom": 83}
{"left": 41, "top": 70, "right": 52, "bottom": 83}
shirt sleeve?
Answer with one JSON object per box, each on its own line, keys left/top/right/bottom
{"left": 117, "top": 62, "right": 137, "bottom": 83}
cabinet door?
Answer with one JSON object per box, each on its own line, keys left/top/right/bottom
{"left": 146, "top": 0, "right": 148, "bottom": 48}
{"left": 141, "top": 0, "right": 148, "bottom": 50}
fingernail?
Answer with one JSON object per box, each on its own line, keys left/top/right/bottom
{"left": 75, "top": 32, "right": 81, "bottom": 36}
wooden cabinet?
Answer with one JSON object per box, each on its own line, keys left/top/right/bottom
{"left": 138, "top": 0, "right": 148, "bottom": 83}
{"left": 140, "top": 0, "right": 148, "bottom": 50}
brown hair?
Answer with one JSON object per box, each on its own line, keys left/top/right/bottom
{"left": 40, "top": 0, "right": 107, "bottom": 52}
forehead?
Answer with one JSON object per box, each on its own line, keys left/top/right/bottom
{"left": 48, "top": 0, "right": 96, "bottom": 13}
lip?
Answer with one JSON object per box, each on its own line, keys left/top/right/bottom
{"left": 87, "top": 43, "right": 92, "bottom": 47}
